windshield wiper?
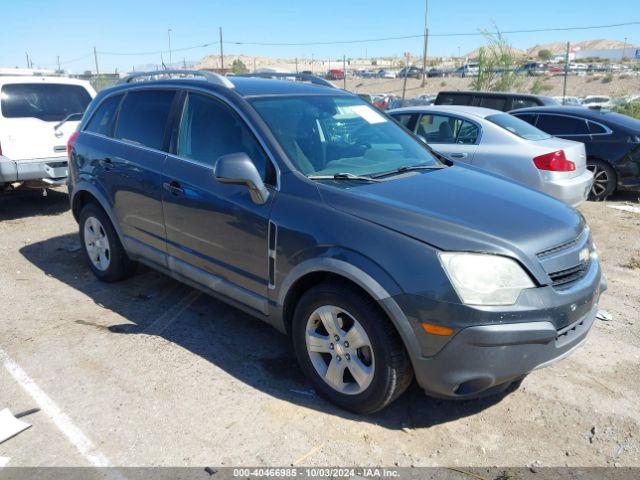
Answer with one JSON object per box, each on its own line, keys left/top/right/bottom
{"left": 54, "top": 112, "right": 83, "bottom": 131}
{"left": 307, "top": 172, "right": 381, "bottom": 183}
{"left": 370, "top": 164, "right": 445, "bottom": 179}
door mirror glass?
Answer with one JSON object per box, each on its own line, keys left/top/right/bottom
{"left": 214, "top": 153, "right": 270, "bottom": 205}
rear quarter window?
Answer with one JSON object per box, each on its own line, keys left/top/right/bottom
{"left": 114, "top": 90, "right": 177, "bottom": 151}
{"left": 0, "top": 83, "right": 92, "bottom": 121}
{"left": 536, "top": 114, "right": 589, "bottom": 135}
{"left": 85, "top": 94, "right": 123, "bottom": 136}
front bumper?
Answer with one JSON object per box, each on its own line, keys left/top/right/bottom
{"left": 0, "top": 156, "right": 68, "bottom": 185}
{"left": 392, "top": 258, "right": 606, "bottom": 399}
{"left": 542, "top": 169, "right": 593, "bottom": 207}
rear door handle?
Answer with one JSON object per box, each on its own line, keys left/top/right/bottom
{"left": 450, "top": 152, "right": 468, "bottom": 158}
{"left": 163, "top": 180, "right": 184, "bottom": 195}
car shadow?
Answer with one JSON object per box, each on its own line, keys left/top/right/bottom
{"left": 0, "top": 187, "right": 69, "bottom": 221}
{"left": 20, "top": 233, "right": 512, "bottom": 429}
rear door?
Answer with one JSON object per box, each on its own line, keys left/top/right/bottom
{"left": 415, "top": 113, "right": 480, "bottom": 162}
{"left": 106, "top": 88, "right": 178, "bottom": 259}
{"left": 0, "top": 82, "right": 94, "bottom": 160}
{"left": 161, "top": 91, "right": 275, "bottom": 314}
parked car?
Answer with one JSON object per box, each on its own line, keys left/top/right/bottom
{"left": 377, "top": 69, "right": 397, "bottom": 79}
{"left": 518, "top": 62, "right": 548, "bottom": 76}
{"left": 553, "top": 96, "right": 583, "bottom": 106}
{"left": 581, "top": 95, "right": 613, "bottom": 110}
{"left": 452, "top": 64, "right": 479, "bottom": 77}
{"left": 510, "top": 106, "right": 640, "bottom": 200}
{"left": 435, "top": 91, "right": 559, "bottom": 111}
{"left": 388, "top": 105, "right": 592, "bottom": 206}
{"left": 426, "top": 67, "right": 447, "bottom": 78}
{"left": 327, "top": 69, "right": 345, "bottom": 80}
{"left": 0, "top": 75, "right": 95, "bottom": 192}
{"left": 68, "top": 70, "right": 605, "bottom": 413}
{"left": 398, "top": 66, "right": 422, "bottom": 79}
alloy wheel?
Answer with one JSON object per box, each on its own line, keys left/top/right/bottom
{"left": 587, "top": 163, "right": 609, "bottom": 198}
{"left": 83, "top": 216, "right": 111, "bottom": 271}
{"left": 305, "top": 305, "right": 375, "bottom": 395}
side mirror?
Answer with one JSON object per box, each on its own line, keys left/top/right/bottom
{"left": 214, "top": 153, "right": 270, "bottom": 205}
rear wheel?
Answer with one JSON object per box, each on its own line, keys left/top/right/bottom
{"left": 587, "top": 160, "right": 616, "bottom": 201}
{"left": 292, "top": 282, "right": 413, "bottom": 414}
{"left": 79, "top": 203, "right": 136, "bottom": 282}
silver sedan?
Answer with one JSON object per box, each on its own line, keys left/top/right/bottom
{"left": 388, "top": 105, "right": 593, "bottom": 207}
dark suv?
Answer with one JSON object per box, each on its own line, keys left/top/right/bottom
{"left": 435, "top": 91, "right": 559, "bottom": 111}
{"left": 68, "top": 71, "right": 605, "bottom": 413}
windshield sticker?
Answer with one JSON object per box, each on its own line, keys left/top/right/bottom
{"left": 349, "top": 105, "right": 387, "bottom": 124}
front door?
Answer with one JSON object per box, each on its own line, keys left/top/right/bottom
{"left": 161, "top": 92, "right": 275, "bottom": 314}
{"left": 415, "top": 113, "right": 479, "bottom": 163}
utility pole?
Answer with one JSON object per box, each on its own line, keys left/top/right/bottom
{"left": 219, "top": 27, "right": 224, "bottom": 73}
{"left": 295, "top": 57, "right": 298, "bottom": 74}
{"left": 420, "top": 0, "right": 429, "bottom": 86}
{"left": 622, "top": 37, "right": 628, "bottom": 62}
{"left": 25, "top": 52, "right": 30, "bottom": 69}
{"left": 402, "top": 63, "right": 410, "bottom": 103}
{"left": 93, "top": 46, "right": 100, "bottom": 75}
{"left": 562, "top": 41, "right": 570, "bottom": 104}
{"left": 311, "top": 53, "right": 314, "bottom": 74}
{"left": 168, "top": 29, "right": 173, "bottom": 66}
{"left": 343, "top": 54, "right": 347, "bottom": 89}
{"left": 254, "top": 57, "right": 257, "bottom": 72}
{"left": 56, "top": 56, "right": 61, "bottom": 72}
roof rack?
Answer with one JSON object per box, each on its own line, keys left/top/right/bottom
{"left": 117, "top": 69, "right": 234, "bottom": 89}
{"left": 233, "top": 72, "right": 336, "bottom": 88}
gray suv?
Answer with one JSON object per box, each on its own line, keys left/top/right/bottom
{"left": 67, "top": 71, "right": 606, "bottom": 413}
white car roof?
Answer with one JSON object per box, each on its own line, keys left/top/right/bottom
{"left": 0, "top": 76, "right": 93, "bottom": 88}
{"left": 388, "top": 104, "right": 502, "bottom": 119}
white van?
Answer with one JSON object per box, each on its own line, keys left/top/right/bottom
{"left": 0, "top": 76, "right": 96, "bottom": 191}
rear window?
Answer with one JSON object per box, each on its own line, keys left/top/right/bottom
{"left": 0, "top": 83, "right": 92, "bottom": 121}
{"left": 486, "top": 113, "right": 551, "bottom": 140}
{"left": 114, "top": 90, "right": 176, "bottom": 151}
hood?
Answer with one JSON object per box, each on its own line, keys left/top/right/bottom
{"left": 318, "top": 165, "right": 585, "bottom": 283}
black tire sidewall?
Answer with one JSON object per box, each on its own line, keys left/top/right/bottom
{"left": 292, "top": 284, "right": 404, "bottom": 414}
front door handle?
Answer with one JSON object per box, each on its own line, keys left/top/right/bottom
{"left": 100, "top": 157, "right": 114, "bottom": 169}
{"left": 163, "top": 180, "right": 184, "bottom": 195}
{"left": 450, "top": 152, "right": 468, "bottom": 158}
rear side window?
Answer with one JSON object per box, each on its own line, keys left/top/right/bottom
{"left": 513, "top": 113, "right": 537, "bottom": 126}
{"left": 486, "top": 113, "right": 551, "bottom": 140}
{"left": 478, "top": 96, "right": 508, "bottom": 111}
{"left": 114, "top": 90, "right": 176, "bottom": 150}
{"left": 416, "top": 114, "right": 479, "bottom": 144}
{"left": 536, "top": 114, "right": 589, "bottom": 135}
{"left": 511, "top": 98, "right": 539, "bottom": 109}
{"left": 85, "top": 94, "right": 123, "bottom": 136}
{"left": 0, "top": 83, "right": 92, "bottom": 121}
{"left": 177, "top": 93, "right": 272, "bottom": 183}
{"left": 588, "top": 121, "right": 608, "bottom": 134}
{"left": 436, "top": 94, "right": 472, "bottom": 106}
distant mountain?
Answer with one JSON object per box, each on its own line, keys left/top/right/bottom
{"left": 527, "top": 39, "right": 638, "bottom": 56}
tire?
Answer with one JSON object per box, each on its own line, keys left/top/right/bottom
{"left": 292, "top": 282, "right": 413, "bottom": 414}
{"left": 587, "top": 159, "right": 616, "bottom": 201}
{"left": 79, "top": 202, "right": 136, "bottom": 282}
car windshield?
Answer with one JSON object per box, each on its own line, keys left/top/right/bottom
{"left": 486, "top": 113, "right": 551, "bottom": 141}
{"left": 250, "top": 95, "right": 441, "bottom": 177}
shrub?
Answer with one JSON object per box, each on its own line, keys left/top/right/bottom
{"left": 602, "top": 72, "right": 613, "bottom": 83}
{"left": 613, "top": 102, "right": 640, "bottom": 119}
{"left": 471, "top": 25, "right": 523, "bottom": 92}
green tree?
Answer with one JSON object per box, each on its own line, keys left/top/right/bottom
{"left": 231, "top": 59, "right": 248, "bottom": 74}
{"left": 471, "top": 25, "right": 523, "bottom": 92}
{"left": 537, "top": 49, "right": 552, "bottom": 61}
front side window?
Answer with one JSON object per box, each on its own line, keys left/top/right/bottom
{"left": 478, "top": 96, "right": 507, "bottom": 111}
{"left": 114, "top": 90, "right": 176, "bottom": 150}
{"left": 416, "top": 114, "right": 479, "bottom": 145}
{"left": 391, "top": 113, "right": 414, "bottom": 128}
{"left": 486, "top": 113, "right": 551, "bottom": 140}
{"left": 85, "top": 94, "right": 123, "bottom": 136}
{"left": 0, "top": 83, "right": 92, "bottom": 121}
{"left": 536, "top": 114, "right": 589, "bottom": 136}
{"left": 250, "top": 95, "right": 441, "bottom": 177}
{"left": 177, "top": 93, "right": 270, "bottom": 181}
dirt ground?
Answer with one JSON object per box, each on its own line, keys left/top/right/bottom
{"left": 0, "top": 186, "right": 639, "bottom": 469}
{"left": 346, "top": 75, "right": 640, "bottom": 99}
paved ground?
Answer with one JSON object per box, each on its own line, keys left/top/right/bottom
{"left": 0, "top": 187, "right": 639, "bottom": 468}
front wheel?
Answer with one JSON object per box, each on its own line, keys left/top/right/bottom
{"left": 292, "top": 282, "right": 413, "bottom": 414}
{"left": 587, "top": 160, "right": 616, "bottom": 201}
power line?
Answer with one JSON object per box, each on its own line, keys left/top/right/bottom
{"left": 98, "top": 41, "right": 218, "bottom": 56}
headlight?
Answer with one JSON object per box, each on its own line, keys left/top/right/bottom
{"left": 439, "top": 252, "right": 535, "bottom": 305}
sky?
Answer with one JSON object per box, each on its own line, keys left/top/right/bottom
{"left": 1, "top": 0, "right": 638, "bottom": 73}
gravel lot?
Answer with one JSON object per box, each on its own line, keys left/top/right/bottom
{"left": 0, "top": 186, "right": 639, "bottom": 468}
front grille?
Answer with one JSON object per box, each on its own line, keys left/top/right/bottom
{"left": 537, "top": 237, "right": 580, "bottom": 259}
{"left": 549, "top": 261, "right": 590, "bottom": 289}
